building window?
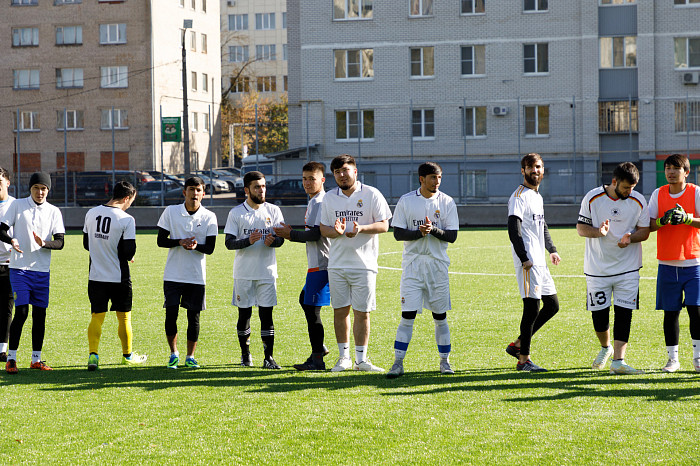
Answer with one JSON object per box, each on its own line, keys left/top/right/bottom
{"left": 410, "top": 0, "right": 433, "bottom": 16}
{"left": 256, "top": 13, "right": 275, "bottom": 30}
{"left": 334, "top": 49, "right": 374, "bottom": 79}
{"left": 229, "top": 14, "right": 248, "bottom": 30}
{"left": 202, "top": 0, "right": 206, "bottom": 12}
{"left": 524, "top": 43, "right": 548, "bottom": 73}
{"left": 190, "top": 31, "right": 196, "bottom": 51}
{"left": 13, "top": 111, "right": 40, "bottom": 132}
{"left": 673, "top": 0, "right": 696, "bottom": 4}
{"left": 524, "top": 105, "right": 549, "bottom": 135}
{"left": 55, "top": 0, "right": 81, "bottom": 4}
{"left": 410, "top": 47, "right": 434, "bottom": 78}
{"left": 57, "top": 110, "right": 84, "bottom": 131}
{"left": 99, "top": 24, "right": 126, "bottom": 45}
{"left": 231, "top": 77, "right": 250, "bottom": 93}
{"left": 461, "top": 45, "right": 485, "bottom": 75}
{"left": 524, "top": 0, "right": 547, "bottom": 11}
{"left": 463, "top": 170, "right": 488, "bottom": 198}
{"left": 412, "top": 109, "right": 435, "bottom": 139}
{"left": 203, "top": 113, "right": 210, "bottom": 132}
{"left": 191, "top": 112, "right": 198, "bottom": 131}
{"left": 202, "top": 73, "right": 209, "bottom": 92}
{"left": 229, "top": 46, "right": 249, "bottom": 62}
{"left": 11, "top": 0, "right": 38, "bottom": 5}
{"left": 601, "top": 0, "right": 636, "bottom": 4}
{"left": 56, "top": 26, "right": 82, "bottom": 45}
{"left": 256, "top": 44, "right": 276, "bottom": 61}
{"left": 461, "top": 0, "right": 485, "bottom": 14}
{"left": 13, "top": 69, "right": 39, "bottom": 90}
{"left": 101, "top": 66, "right": 128, "bottom": 88}
{"left": 191, "top": 71, "right": 197, "bottom": 91}
{"left": 283, "top": 12, "right": 287, "bottom": 28}
{"left": 336, "top": 110, "right": 374, "bottom": 141}
{"left": 257, "top": 76, "right": 277, "bottom": 92}
{"left": 598, "top": 101, "right": 638, "bottom": 133}
{"left": 674, "top": 37, "right": 700, "bottom": 69}
{"left": 201, "top": 34, "right": 207, "bottom": 54}
{"left": 12, "top": 28, "right": 38, "bottom": 47}
{"left": 101, "top": 109, "right": 129, "bottom": 130}
{"left": 600, "top": 37, "right": 636, "bottom": 68}
{"left": 190, "top": 0, "right": 195, "bottom": 9}
{"left": 283, "top": 44, "right": 288, "bottom": 61}
{"left": 179, "top": 0, "right": 184, "bottom": 6}
{"left": 333, "top": 0, "right": 373, "bottom": 20}
{"left": 56, "top": 68, "right": 83, "bottom": 88}
{"left": 284, "top": 75, "right": 288, "bottom": 91}
{"left": 463, "top": 106, "right": 487, "bottom": 137}
{"left": 674, "top": 101, "right": 700, "bottom": 133}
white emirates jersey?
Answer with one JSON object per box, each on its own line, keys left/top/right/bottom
{"left": 157, "top": 204, "right": 218, "bottom": 285}
{"left": 578, "top": 186, "right": 649, "bottom": 277}
{"left": 508, "top": 185, "right": 547, "bottom": 267}
{"left": 0, "top": 197, "right": 15, "bottom": 265}
{"left": 83, "top": 205, "right": 136, "bottom": 283}
{"left": 305, "top": 191, "right": 330, "bottom": 271}
{"left": 392, "top": 189, "right": 459, "bottom": 267}
{"left": 321, "top": 182, "right": 392, "bottom": 273}
{"left": 2, "top": 197, "right": 65, "bottom": 272}
{"left": 224, "top": 201, "right": 284, "bottom": 280}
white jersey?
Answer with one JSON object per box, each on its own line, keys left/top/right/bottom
{"left": 578, "top": 186, "right": 649, "bottom": 277}
{"left": 320, "top": 182, "right": 392, "bottom": 273}
{"left": 157, "top": 203, "right": 218, "bottom": 285}
{"left": 83, "top": 205, "right": 136, "bottom": 283}
{"left": 305, "top": 191, "right": 330, "bottom": 271}
{"left": 1, "top": 197, "right": 65, "bottom": 272}
{"left": 508, "top": 184, "right": 547, "bottom": 267}
{"left": 392, "top": 189, "right": 459, "bottom": 267}
{"left": 648, "top": 186, "right": 700, "bottom": 267}
{"left": 0, "top": 196, "right": 15, "bottom": 265}
{"left": 224, "top": 201, "right": 284, "bottom": 280}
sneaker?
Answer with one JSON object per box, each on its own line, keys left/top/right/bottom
{"left": 122, "top": 353, "right": 147, "bottom": 366}
{"left": 662, "top": 359, "right": 680, "bottom": 373}
{"left": 5, "top": 359, "right": 18, "bottom": 374}
{"left": 516, "top": 360, "right": 547, "bottom": 372}
{"left": 167, "top": 354, "right": 179, "bottom": 369}
{"left": 440, "top": 359, "right": 455, "bottom": 375}
{"left": 87, "top": 354, "right": 99, "bottom": 371}
{"left": 29, "top": 361, "right": 52, "bottom": 371}
{"left": 610, "top": 360, "right": 644, "bottom": 375}
{"left": 505, "top": 342, "right": 520, "bottom": 359}
{"left": 0, "top": 352, "right": 7, "bottom": 363}
{"left": 185, "top": 357, "right": 200, "bottom": 368}
{"left": 694, "top": 357, "right": 700, "bottom": 373}
{"left": 592, "top": 346, "right": 613, "bottom": 370}
{"left": 293, "top": 358, "right": 326, "bottom": 371}
{"left": 330, "top": 356, "right": 352, "bottom": 372}
{"left": 240, "top": 353, "right": 253, "bottom": 367}
{"left": 262, "top": 357, "right": 281, "bottom": 369}
{"left": 353, "top": 360, "right": 385, "bottom": 372}
{"left": 386, "top": 361, "right": 404, "bottom": 379}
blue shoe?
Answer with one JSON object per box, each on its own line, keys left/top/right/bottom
{"left": 167, "top": 354, "right": 179, "bottom": 369}
{"left": 185, "top": 357, "right": 200, "bottom": 368}
{"left": 88, "top": 354, "right": 99, "bottom": 371}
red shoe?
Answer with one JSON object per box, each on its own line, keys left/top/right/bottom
{"left": 6, "top": 359, "right": 18, "bottom": 374}
{"left": 29, "top": 361, "right": 53, "bottom": 371}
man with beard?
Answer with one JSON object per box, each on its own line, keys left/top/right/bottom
{"left": 505, "top": 153, "right": 561, "bottom": 372}
{"left": 225, "top": 171, "right": 285, "bottom": 369}
{"left": 577, "top": 162, "right": 649, "bottom": 375}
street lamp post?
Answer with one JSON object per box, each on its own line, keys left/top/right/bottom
{"left": 182, "top": 19, "right": 192, "bottom": 176}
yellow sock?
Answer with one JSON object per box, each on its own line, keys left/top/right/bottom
{"left": 116, "top": 311, "right": 132, "bottom": 356}
{"left": 88, "top": 312, "right": 106, "bottom": 354}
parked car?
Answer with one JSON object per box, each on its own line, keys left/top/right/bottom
{"left": 193, "top": 169, "right": 240, "bottom": 192}
{"left": 265, "top": 178, "right": 308, "bottom": 205}
{"left": 136, "top": 180, "right": 184, "bottom": 206}
{"left": 175, "top": 173, "right": 228, "bottom": 194}
{"left": 147, "top": 171, "right": 184, "bottom": 184}
{"left": 50, "top": 170, "right": 155, "bottom": 206}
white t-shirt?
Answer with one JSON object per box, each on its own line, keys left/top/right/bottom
{"left": 320, "top": 182, "right": 392, "bottom": 273}
{"left": 157, "top": 203, "right": 218, "bottom": 285}
{"left": 648, "top": 185, "right": 700, "bottom": 267}
{"left": 305, "top": 191, "right": 330, "bottom": 271}
{"left": 508, "top": 184, "right": 547, "bottom": 268}
{"left": 224, "top": 201, "right": 284, "bottom": 280}
{"left": 391, "top": 189, "right": 459, "bottom": 267}
{"left": 2, "top": 197, "right": 65, "bottom": 273}
{"left": 0, "top": 196, "right": 15, "bottom": 265}
{"left": 83, "top": 204, "right": 136, "bottom": 283}
{"left": 578, "top": 186, "right": 649, "bottom": 277}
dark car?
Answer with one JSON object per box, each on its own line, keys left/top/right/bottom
{"left": 50, "top": 170, "right": 154, "bottom": 206}
{"left": 265, "top": 178, "right": 308, "bottom": 206}
{"left": 136, "top": 180, "right": 184, "bottom": 206}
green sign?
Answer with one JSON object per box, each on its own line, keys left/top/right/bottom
{"left": 161, "top": 117, "right": 181, "bottom": 142}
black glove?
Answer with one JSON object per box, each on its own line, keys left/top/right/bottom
{"left": 656, "top": 208, "right": 675, "bottom": 227}
{"left": 670, "top": 203, "right": 693, "bottom": 226}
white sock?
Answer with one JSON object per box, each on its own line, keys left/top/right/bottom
{"left": 435, "top": 318, "right": 451, "bottom": 360}
{"left": 667, "top": 345, "right": 679, "bottom": 361}
{"left": 394, "top": 318, "right": 415, "bottom": 361}
{"left": 31, "top": 351, "right": 41, "bottom": 363}
{"left": 171, "top": 351, "right": 179, "bottom": 358}
{"left": 8, "top": 349, "right": 17, "bottom": 361}
{"left": 337, "top": 343, "right": 349, "bottom": 359}
{"left": 0, "top": 343, "right": 7, "bottom": 353}
{"left": 355, "top": 345, "right": 367, "bottom": 364}
{"left": 693, "top": 340, "right": 700, "bottom": 359}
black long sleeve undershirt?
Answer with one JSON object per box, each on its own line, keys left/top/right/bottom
{"left": 118, "top": 238, "right": 137, "bottom": 262}
{"left": 543, "top": 222, "right": 557, "bottom": 254}
{"left": 394, "top": 226, "right": 457, "bottom": 243}
{"left": 0, "top": 223, "right": 63, "bottom": 249}
{"left": 507, "top": 215, "right": 530, "bottom": 264}
{"left": 157, "top": 227, "right": 181, "bottom": 248}
{"left": 0, "top": 223, "right": 12, "bottom": 244}
{"left": 195, "top": 235, "right": 216, "bottom": 255}
{"left": 225, "top": 233, "right": 283, "bottom": 249}
{"left": 289, "top": 226, "right": 321, "bottom": 243}
{"left": 429, "top": 227, "right": 458, "bottom": 243}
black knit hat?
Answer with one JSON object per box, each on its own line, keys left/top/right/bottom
{"left": 29, "top": 172, "right": 51, "bottom": 191}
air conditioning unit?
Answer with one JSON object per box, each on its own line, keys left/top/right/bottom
{"left": 227, "top": 0, "right": 236, "bottom": 6}
{"left": 492, "top": 106, "right": 509, "bottom": 116}
{"left": 683, "top": 72, "right": 700, "bottom": 85}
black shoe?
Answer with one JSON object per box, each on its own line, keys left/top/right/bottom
{"left": 293, "top": 359, "right": 326, "bottom": 371}
{"left": 0, "top": 352, "right": 6, "bottom": 363}
{"left": 241, "top": 353, "right": 253, "bottom": 367}
{"left": 505, "top": 342, "right": 520, "bottom": 359}
{"left": 262, "top": 357, "right": 281, "bottom": 370}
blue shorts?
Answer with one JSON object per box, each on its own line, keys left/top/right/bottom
{"left": 656, "top": 264, "right": 700, "bottom": 312}
{"left": 10, "top": 269, "right": 50, "bottom": 308}
{"left": 302, "top": 270, "right": 330, "bottom": 306}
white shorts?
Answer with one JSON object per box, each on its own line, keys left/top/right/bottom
{"left": 400, "top": 257, "right": 451, "bottom": 313}
{"left": 515, "top": 265, "right": 556, "bottom": 300}
{"left": 233, "top": 279, "right": 277, "bottom": 308}
{"left": 585, "top": 271, "right": 640, "bottom": 311}
{"left": 328, "top": 268, "right": 376, "bottom": 313}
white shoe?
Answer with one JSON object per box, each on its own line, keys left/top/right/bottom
{"left": 592, "top": 346, "right": 613, "bottom": 369}
{"left": 693, "top": 357, "right": 700, "bottom": 373}
{"left": 440, "top": 359, "right": 454, "bottom": 375}
{"left": 609, "top": 360, "right": 644, "bottom": 375}
{"left": 353, "top": 359, "right": 384, "bottom": 372}
{"left": 330, "top": 356, "right": 352, "bottom": 372}
{"left": 662, "top": 359, "right": 680, "bottom": 373}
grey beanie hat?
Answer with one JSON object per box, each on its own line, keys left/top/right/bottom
{"left": 29, "top": 172, "right": 51, "bottom": 190}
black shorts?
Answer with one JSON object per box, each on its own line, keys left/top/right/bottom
{"left": 88, "top": 279, "right": 133, "bottom": 314}
{"left": 163, "top": 281, "right": 206, "bottom": 311}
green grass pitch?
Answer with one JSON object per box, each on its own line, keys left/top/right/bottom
{"left": 0, "top": 228, "right": 699, "bottom": 464}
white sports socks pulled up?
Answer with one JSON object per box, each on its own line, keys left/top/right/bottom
{"left": 393, "top": 318, "right": 415, "bottom": 360}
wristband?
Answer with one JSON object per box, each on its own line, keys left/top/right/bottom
{"left": 685, "top": 216, "right": 693, "bottom": 226}
{"left": 656, "top": 218, "right": 663, "bottom": 227}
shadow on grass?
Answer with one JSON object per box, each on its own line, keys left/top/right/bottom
{"left": 2, "top": 364, "right": 699, "bottom": 401}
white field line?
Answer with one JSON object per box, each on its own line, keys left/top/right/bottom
{"left": 377, "top": 266, "right": 656, "bottom": 280}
